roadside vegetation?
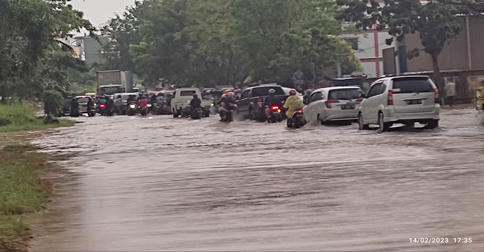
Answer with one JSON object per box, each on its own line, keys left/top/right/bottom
{"left": 0, "top": 104, "right": 74, "bottom": 134}
{"left": 0, "top": 142, "right": 51, "bottom": 251}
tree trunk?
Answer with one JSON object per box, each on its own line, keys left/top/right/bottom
{"left": 430, "top": 53, "right": 444, "bottom": 94}
{"left": 0, "top": 85, "right": 6, "bottom": 104}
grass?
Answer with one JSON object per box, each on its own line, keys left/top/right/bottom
{"left": 0, "top": 104, "right": 75, "bottom": 133}
{"left": 0, "top": 104, "right": 75, "bottom": 251}
{"left": 0, "top": 143, "right": 50, "bottom": 251}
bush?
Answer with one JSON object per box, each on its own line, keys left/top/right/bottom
{"left": 0, "top": 104, "right": 36, "bottom": 126}
{"left": 42, "top": 90, "right": 64, "bottom": 116}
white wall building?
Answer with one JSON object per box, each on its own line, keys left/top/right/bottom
{"left": 343, "top": 29, "right": 393, "bottom": 78}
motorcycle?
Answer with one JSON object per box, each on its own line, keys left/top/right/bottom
{"left": 127, "top": 102, "right": 137, "bottom": 116}
{"left": 98, "top": 103, "right": 106, "bottom": 116}
{"left": 267, "top": 105, "right": 283, "bottom": 123}
{"left": 70, "top": 107, "right": 80, "bottom": 117}
{"left": 140, "top": 104, "right": 150, "bottom": 116}
{"left": 287, "top": 109, "right": 306, "bottom": 128}
{"left": 190, "top": 107, "right": 203, "bottom": 119}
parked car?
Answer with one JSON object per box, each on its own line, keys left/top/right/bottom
{"left": 303, "top": 86, "right": 365, "bottom": 124}
{"left": 237, "top": 84, "right": 288, "bottom": 122}
{"left": 358, "top": 76, "right": 440, "bottom": 132}
{"left": 171, "top": 88, "right": 211, "bottom": 117}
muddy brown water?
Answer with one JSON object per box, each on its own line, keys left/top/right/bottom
{"left": 26, "top": 109, "right": 484, "bottom": 251}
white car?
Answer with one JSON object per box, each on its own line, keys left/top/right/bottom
{"left": 303, "top": 86, "right": 365, "bottom": 124}
{"left": 358, "top": 76, "right": 440, "bottom": 132}
{"left": 171, "top": 88, "right": 211, "bottom": 117}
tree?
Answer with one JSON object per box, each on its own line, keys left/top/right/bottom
{"left": 336, "top": 0, "right": 468, "bottom": 90}
{"left": 100, "top": 1, "right": 146, "bottom": 75}
{"left": 0, "top": 0, "right": 95, "bottom": 103}
{"left": 227, "top": 0, "right": 348, "bottom": 84}
{"left": 42, "top": 90, "right": 64, "bottom": 117}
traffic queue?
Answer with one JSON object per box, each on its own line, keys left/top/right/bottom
{"left": 61, "top": 75, "right": 442, "bottom": 131}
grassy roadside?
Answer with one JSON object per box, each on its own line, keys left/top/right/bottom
{"left": 0, "top": 143, "right": 50, "bottom": 252}
{"left": 0, "top": 104, "right": 75, "bottom": 251}
{"left": 0, "top": 104, "right": 75, "bottom": 133}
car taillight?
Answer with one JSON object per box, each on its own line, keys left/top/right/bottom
{"left": 387, "top": 90, "right": 393, "bottom": 105}
{"left": 297, "top": 109, "right": 303, "bottom": 113}
{"left": 100, "top": 104, "right": 105, "bottom": 108}
{"left": 434, "top": 88, "right": 439, "bottom": 103}
{"left": 325, "top": 100, "right": 339, "bottom": 108}
{"left": 271, "top": 105, "right": 279, "bottom": 111}
{"left": 356, "top": 98, "right": 364, "bottom": 102}
{"left": 257, "top": 98, "right": 263, "bottom": 108}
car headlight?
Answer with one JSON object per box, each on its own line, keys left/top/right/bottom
{"left": 147, "top": 104, "right": 152, "bottom": 107}
{"left": 130, "top": 104, "right": 136, "bottom": 108}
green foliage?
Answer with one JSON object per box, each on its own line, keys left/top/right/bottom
{"left": 126, "top": 0, "right": 351, "bottom": 87}
{"left": 0, "top": 142, "right": 50, "bottom": 251}
{"left": 0, "top": 104, "right": 74, "bottom": 133}
{"left": 335, "top": 0, "right": 469, "bottom": 88}
{"left": 0, "top": 0, "right": 95, "bottom": 102}
{"left": 100, "top": 1, "right": 146, "bottom": 75}
{"left": 42, "top": 90, "right": 64, "bottom": 116}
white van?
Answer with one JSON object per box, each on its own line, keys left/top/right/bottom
{"left": 171, "top": 88, "right": 211, "bottom": 117}
{"left": 358, "top": 76, "right": 440, "bottom": 132}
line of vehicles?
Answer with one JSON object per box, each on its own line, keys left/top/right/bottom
{"left": 59, "top": 75, "right": 441, "bottom": 132}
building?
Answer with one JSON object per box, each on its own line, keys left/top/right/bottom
{"left": 382, "top": 15, "right": 484, "bottom": 99}
{"left": 343, "top": 30, "right": 393, "bottom": 78}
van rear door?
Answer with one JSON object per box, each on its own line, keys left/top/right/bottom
{"left": 391, "top": 77, "right": 437, "bottom": 113}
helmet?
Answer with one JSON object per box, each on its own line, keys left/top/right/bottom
{"left": 289, "top": 89, "right": 297, "bottom": 96}
{"left": 228, "top": 92, "right": 235, "bottom": 98}
{"left": 268, "top": 89, "right": 275, "bottom": 94}
{"left": 305, "top": 89, "right": 312, "bottom": 95}
{"left": 193, "top": 94, "right": 198, "bottom": 98}
{"left": 222, "top": 94, "right": 226, "bottom": 98}
{"left": 224, "top": 90, "right": 231, "bottom": 96}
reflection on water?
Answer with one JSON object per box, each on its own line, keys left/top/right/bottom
{"left": 27, "top": 109, "right": 484, "bottom": 251}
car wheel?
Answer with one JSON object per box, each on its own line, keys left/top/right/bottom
{"left": 425, "top": 119, "right": 439, "bottom": 129}
{"left": 358, "top": 113, "right": 369, "bottom": 130}
{"left": 404, "top": 121, "right": 414, "bottom": 129}
{"left": 173, "top": 109, "right": 178, "bottom": 118}
{"left": 377, "top": 112, "right": 390, "bottom": 133}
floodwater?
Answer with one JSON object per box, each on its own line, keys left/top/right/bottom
{"left": 27, "top": 108, "right": 484, "bottom": 251}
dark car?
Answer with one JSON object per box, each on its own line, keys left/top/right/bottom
{"left": 60, "top": 97, "right": 73, "bottom": 116}
{"left": 237, "top": 85, "right": 288, "bottom": 122}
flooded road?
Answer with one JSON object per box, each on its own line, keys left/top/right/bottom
{"left": 28, "top": 108, "right": 484, "bottom": 251}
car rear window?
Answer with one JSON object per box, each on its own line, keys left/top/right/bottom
{"left": 392, "top": 78, "right": 434, "bottom": 93}
{"left": 252, "top": 87, "right": 285, "bottom": 96}
{"left": 180, "top": 90, "right": 196, "bottom": 96}
{"left": 328, "top": 89, "right": 364, "bottom": 100}
{"left": 78, "top": 98, "right": 89, "bottom": 103}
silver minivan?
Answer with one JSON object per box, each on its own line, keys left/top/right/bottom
{"left": 358, "top": 76, "right": 440, "bottom": 132}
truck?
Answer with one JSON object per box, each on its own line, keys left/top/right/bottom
{"left": 237, "top": 84, "right": 289, "bottom": 122}
{"left": 96, "top": 70, "right": 134, "bottom": 97}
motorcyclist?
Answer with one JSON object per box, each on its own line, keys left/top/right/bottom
{"left": 219, "top": 92, "right": 237, "bottom": 121}
{"left": 139, "top": 95, "right": 149, "bottom": 108}
{"left": 105, "top": 96, "right": 114, "bottom": 115}
{"left": 283, "top": 89, "right": 304, "bottom": 122}
{"left": 477, "top": 79, "right": 484, "bottom": 110}
{"left": 189, "top": 94, "right": 202, "bottom": 113}
{"left": 97, "top": 96, "right": 107, "bottom": 106}
{"left": 70, "top": 98, "right": 79, "bottom": 115}
{"left": 303, "top": 89, "right": 312, "bottom": 104}
{"left": 150, "top": 94, "right": 157, "bottom": 106}
{"left": 87, "top": 97, "right": 94, "bottom": 116}
{"left": 265, "top": 88, "right": 279, "bottom": 117}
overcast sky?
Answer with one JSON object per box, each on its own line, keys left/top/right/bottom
{"left": 70, "top": 0, "right": 139, "bottom": 28}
